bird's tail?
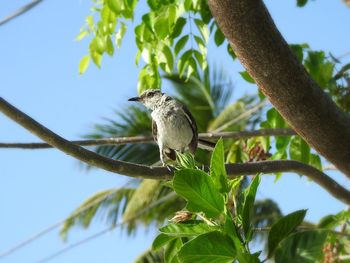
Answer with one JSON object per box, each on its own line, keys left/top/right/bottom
{"left": 198, "top": 138, "right": 216, "bottom": 151}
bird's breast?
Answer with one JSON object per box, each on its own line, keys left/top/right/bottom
{"left": 151, "top": 108, "right": 193, "bottom": 150}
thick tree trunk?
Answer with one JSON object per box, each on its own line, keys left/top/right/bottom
{"left": 208, "top": 0, "right": 350, "bottom": 178}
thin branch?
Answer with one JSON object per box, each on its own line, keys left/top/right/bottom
{"left": 255, "top": 226, "right": 350, "bottom": 238}
{"left": 0, "top": 128, "right": 296, "bottom": 149}
{"left": 0, "top": 97, "right": 349, "bottom": 205}
{"left": 0, "top": 0, "right": 44, "bottom": 26}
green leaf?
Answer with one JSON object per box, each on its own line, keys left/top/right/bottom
{"left": 106, "top": 36, "right": 114, "bottom": 56}
{"left": 154, "top": 16, "right": 170, "bottom": 39}
{"left": 160, "top": 221, "right": 218, "bottom": 237}
{"left": 186, "top": 56, "right": 197, "bottom": 80}
{"left": 115, "top": 22, "right": 127, "bottom": 48}
{"left": 96, "top": 36, "right": 107, "bottom": 53}
{"left": 184, "top": 0, "right": 192, "bottom": 11}
{"left": 266, "top": 108, "right": 286, "bottom": 128}
{"left": 75, "top": 30, "right": 88, "bottom": 41}
{"left": 161, "top": 44, "right": 174, "bottom": 73}
{"left": 239, "top": 71, "right": 255, "bottom": 84}
{"left": 138, "top": 66, "right": 158, "bottom": 93}
{"left": 274, "top": 230, "right": 327, "bottom": 263}
{"left": 237, "top": 252, "right": 261, "bottom": 263}
{"left": 90, "top": 51, "right": 102, "bottom": 68}
{"left": 173, "top": 169, "right": 225, "bottom": 218}
{"left": 227, "top": 44, "right": 236, "bottom": 60}
{"left": 318, "top": 210, "right": 350, "bottom": 229}
{"left": 85, "top": 15, "right": 94, "bottom": 30}
{"left": 289, "top": 44, "right": 304, "bottom": 63}
{"left": 194, "top": 35, "right": 206, "bottom": 55}
{"left": 152, "top": 233, "right": 176, "bottom": 250}
{"left": 289, "top": 137, "right": 310, "bottom": 164}
{"left": 297, "top": 0, "right": 308, "bottom": 7}
{"left": 108, "top": 0, "right": 124, "bottom": 14}
{"left": 242, "top": 175, "right": 261, "bottom": 241}
{"left": 79, "top": 55, "right": 90, "bottom": 75}
{"left": 174, "top": 35, "right": 189, "bottom": 56}
{"left": 171, "top": 17, "right": 186, "bottom": 38}
{"left": 192, "top": 50, "right": 207, "bottom": 70}
{"left": 178, "top": 231, "right": 236, "bottom": 263}
{"left": 224, "top": 214, "right": 245, "bottom": 251}
{"left": 309, "top": 153, "right": 322, "bottom": 170}
{"left": 268, "top": 209, "right": 307, "bottom": 258}
{"left": 177, "top": 50, "right": 192, "bottom": 77}
{"left": 214, "top": 27, "right": 225, "bottom": 46}
{"left": 210, "top": 138, "right": 229, "bottom": 194}
{"left": 304, "top": 51, "right": 334, "bottom": 88}
{"left": 194, "top": 19, "right": 209, "bottom": 43}
{"left": 164, "top": 238, "right": 182, "bottom": 263}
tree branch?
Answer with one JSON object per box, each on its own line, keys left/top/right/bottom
{"left": 208, "top": 0, "right": 350, "bottom": 178}
{"left": 0, "top": 0, "right": 44, "bottom": 26}
{"left": 1, "top": 97, "right": 350, "bottom": 204}
{"left": 255, "top": 226, "right": 350, "bottom": 238}
{"left": 0, "top": 128, "right": 295, "bottom": 149}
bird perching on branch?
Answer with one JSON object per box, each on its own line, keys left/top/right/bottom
{"left": 128, "top": 89, "right": 214, "bottom": 165}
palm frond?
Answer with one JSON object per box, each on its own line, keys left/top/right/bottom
{"left": 85, "top": 105, "right": 159, "bottom": 165}
{"left": 164, "top": 65, "right": 234, "bottom": 131}
{"left": 133, "top": 247, "right": 164, "bottom": 263}
{"left": 208, "top": 95, "right": 263, "bottom": 132}
{"left": 60, "top": 187, "right": 135, "bottom": 240}
{"left": 60, "top": 182, "right": 185, "bottom": 238}
{"left": 123, "top": 179, "right": 162, "bottom": 222}
{"left": 252, "top": 198, "right": 283, "bottom": 243}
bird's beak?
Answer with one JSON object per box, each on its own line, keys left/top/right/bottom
{"left": 128, "top": 97, "right": 140, "bottom": 102}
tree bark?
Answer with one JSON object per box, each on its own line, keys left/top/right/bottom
{"left": 208, "top": 0, "right": 350, "bottom": 178}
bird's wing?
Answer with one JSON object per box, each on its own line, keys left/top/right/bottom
{"left": 180, "top": 104, "right": 198, "bottom": 154}
{"left": 152, "top": 119, "right": 158, "bottom": 142}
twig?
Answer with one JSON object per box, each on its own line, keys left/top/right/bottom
{"left": 254, "top": 226, "right": 350, "bottom": 238}
{"left": 0, "top": 0, "right": 44, "bottom": 26}
{"left": 0, "top": 128, "right": 296, "bottom": 149}
{"left": 0, "top": 97, "right": 350, "bottom": 205}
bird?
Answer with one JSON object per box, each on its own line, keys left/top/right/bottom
{"left": 128, "top": 89, "right": 214, "bottom": 165}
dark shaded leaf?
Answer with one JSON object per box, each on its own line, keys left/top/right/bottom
{"left": 274, "top": 230, "right": 328, "bottom": 263}
{"left": 268, "top": 209, "right": 307, "bottom": 258}
{"left": 242, "top": 175, "right": 261, "bottom": 241}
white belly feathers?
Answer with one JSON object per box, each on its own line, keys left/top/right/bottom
{"left": 151, "top": 107, "right": 193, "bottom": 151}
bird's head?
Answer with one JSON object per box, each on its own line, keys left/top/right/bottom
{"left": 128, "top": 89, "right": 168, "bottom": 110}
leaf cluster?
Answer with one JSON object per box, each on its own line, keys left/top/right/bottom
{"left": 151, "top": 139, "right": 323, "bottom": 263}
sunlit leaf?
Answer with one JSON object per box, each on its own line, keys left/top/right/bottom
{"left": 79, "top": 55, "right": 90, "bottom": 75}
{"left": 178, "top": 231, "right": 236, "bottom": 263}
{"left": 194, "top": 19, "right": 209, "bottom": 43}
{"left": 173, "top": 169, "right": 225, "bottom": 218}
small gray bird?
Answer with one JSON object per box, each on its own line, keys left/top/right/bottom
{"left": 128, "top": 89, "right": 214, "bottom": 165}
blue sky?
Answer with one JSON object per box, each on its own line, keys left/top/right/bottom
{"left": 1, "top": 1, "right": 350, "bottom": 262}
